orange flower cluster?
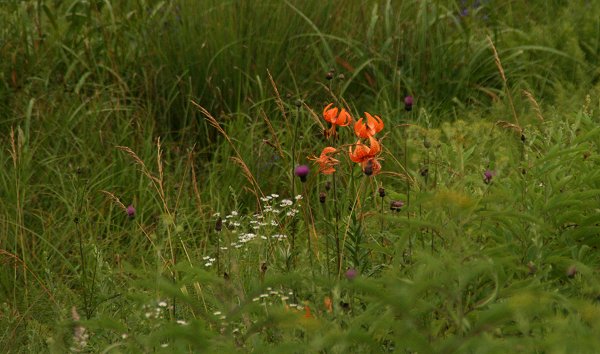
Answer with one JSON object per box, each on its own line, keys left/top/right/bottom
{"left": 323, "top": 103, "right": 352, "bottom": 139}
{"left": 308, "top": 104, "right": 384, "bottom": 176}
{"left": 308, "top": 146, "right": 339, "bottom": 175}
{"left": 349, "top": 135, "right": 382, "bottom": 176}
{"left": 350, "top": 111, "right": 384, "bottom": 176}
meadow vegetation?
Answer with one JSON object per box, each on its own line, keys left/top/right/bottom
{"left": 2, "top": 0, "right": 600, "bottom": 352}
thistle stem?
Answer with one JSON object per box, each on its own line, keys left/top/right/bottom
{"left": 302, "top": 183, "right": 316, "bottom": 281}
{"left": 289, "top": 106, "right": 301, "bottom": 271}
{"left": 404, "top": 128, "right": 411, "bottom": 261}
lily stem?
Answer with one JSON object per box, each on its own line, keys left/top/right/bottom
{"left": 333, "top": 172, "right": 341, "bottom": 278}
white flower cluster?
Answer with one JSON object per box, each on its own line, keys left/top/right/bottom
{"left": 213, "top": 310, "right": 227, "bottom": 320}
{"left": 237, "top": 232, "right": 257, "bottom": 244}
{"left": 225, "top": 210, "right": 238, "bottom": 219}
{"left": 252, "top": 287, "right": 294, "bottom": 305}
{"left": 272, "top": 234, "right": 287, "bottom": 241}
{"left": 214, "top": 192, "right": 299, "bottom": 251}
{"left": 202, "top": 255, "right": 217, "bottom": 267}
{"left": 144, "top": 300, "right": 169, "bottom": 319}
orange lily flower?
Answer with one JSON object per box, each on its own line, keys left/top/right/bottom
{"left": 308, "top": 147, "right": 339, "bottom": 175}
{"left": 354, "top": 112, "right": 384, "bottom": 139}
{"left": 349, "top": 136, "right": 382, "bottom": 176}
{"left": 323, "top": 103, "right": 352, "bottom": 139}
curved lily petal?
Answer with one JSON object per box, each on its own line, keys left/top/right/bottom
{"left": 354, "top": 112, "right": 384, "bottom": 138}
{"left": 323, "top": 104, "right": 353, "bottom": 139}
{"left": 323, "top": 103, "right": 338, "bottom": 124}
{"left": 349, "top": 136, "right": 381, "bottom": 163}
{"left": 309, "top": 146, "right": 339, "bottom": 175}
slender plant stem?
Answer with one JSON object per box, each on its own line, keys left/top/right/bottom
{"left": 405, "top": 131, "right": 410, "bottom": 209}
{"left": 424, "top": 148, "right": 429, "bottom": 250}
{"left": 352, "top": 179, "right": 367, "bottom": 271}
{"left": 380, "top": 194, "right": 385, "bottom": 264}
{"left": 216, "top": 230, "right": 221, "bottom": 275}
{"left": 332, "top": 173, "right": 341, "bottom": 278}
{"left": 302, "top": 183, "right": 316, "bottom": 281}
{"left": 292, "top": 106, "right": 300, "bottom": 201}
{"left": 404, "top": 128, "right": 412, "bottom": 260}
{"left": 289, "top": 106, "right": 301, "bottom": 271}
{"left": 88, "top": 250, "right": 99, "bottom": 319}
{"left": 323, "top": 200, "right": 331, "bottom": 280}
{"left": 77, "top": 222, "right": 87, "bottom": 316}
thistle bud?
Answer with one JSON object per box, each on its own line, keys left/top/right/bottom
{"left": 319, "top": 192, "right": 326, "bottom": 204}
{"left": 483, "top": 170, "right": 493, "bottom": 184}
{"left": 363, "top": 160, "right": 374, "bottom": 176}
{"left": 215, "top": 217, "right": 223, "bottom": 232}
{"left": 566, "top": 265, "right": 577, "bottom": 278}
{"left": 404, "top": 95, "right": 413, "bottom": 112}
{"left": 390, "top": 200, "right": 404, "bottom": 212}
{"left": 378, "top": 187, "right": 386, "bottom": 198}
{"left": 326, "top": 71, "right": 334, "bottom": 80}
{"left": 126, "top": 205, "right": 136, "bottom": 218}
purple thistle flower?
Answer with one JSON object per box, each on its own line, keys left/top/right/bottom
{"left": 126, "top": 204, "right": 136, "bottom": 218}
{"left": 294, "top": 165, "right": 310, "bottom": 182}
{"left": 483, "top": 170, "right": 494, "bottom": 184}
{"left": 345, "top": 268, "right": 358, "bottom": 280}
{"left": 404, "top": 95, "right": 413, "bottom": 112}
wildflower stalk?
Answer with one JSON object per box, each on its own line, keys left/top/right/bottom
{"left": 88, "top": 250, "right": 99, "bottom": 318}
{"left": 321, "top": 196, "right": 331, "bottom": 279}
{"left": 301, "top": 183, "right": 316, "bottom": 281}
{"left": 291, "top": 105, "right": 301, "bottom": 200}
{"left": 379, "top": 189, "right": 385, "bottom": 264}
{"left": 404, "top": 129, "right": 410, "bottom": 210}
{"left": 353, "top": 178, "right": 367, "bottom": 270}
{"left": 288, "top": 220, "right": 297, "bottom": 272}
{"left": 424, "top": 144, "right": 430, "bottom": 251}
{"left": 76, "top": 218, "right": 88, "bottom": 317}
{"left": 288, "top": 104, "right": 302, "bottom": 271}
{"left": 217, "top": 235, "right": 220, "bottom": 275}
{"left": 215, "top": 217, "right": 222, "bottom": 275}
{"left": 332, "top": 172, "right": 341, "bottom": 278}
{"left": 404, "top": 128, "right": 412, "bottom": 261}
